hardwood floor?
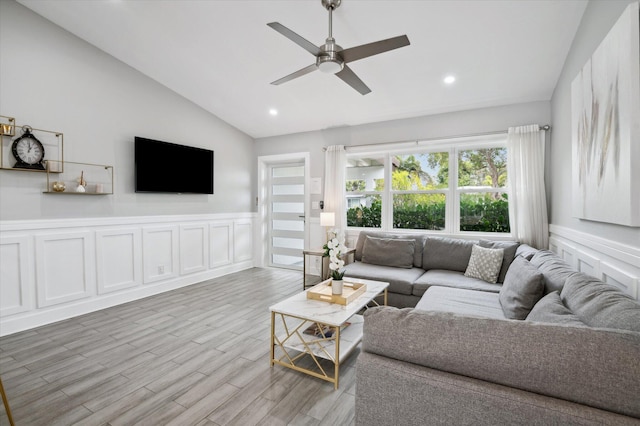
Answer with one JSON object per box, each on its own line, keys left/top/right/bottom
{"left": 0, "top": 268, "right": 358, "bottom": 426}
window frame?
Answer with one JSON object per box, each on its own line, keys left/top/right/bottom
{"left": 345, "top": 135, "right": 511, "bottom": 237}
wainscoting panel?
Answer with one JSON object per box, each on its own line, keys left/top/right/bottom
{"left": 0, "top": 213, "right": 256, "bottom": 336}
{"left": 35, "top": 231, "right": 95, "bottom": 308}
{"left": 575, "top": 249, "right": 601, "bottom": 279}
{"left": 601, "top": 263, "right": 639, "bottom": 299}
{"left": 143, "top": 225, "right": 179, "bottom": 284}
{"left": 96, "top": 228, "right": 142, "bottom": 294}
{"left": 234, "top": 219, "right": 253, "bottom": 262}
{"left": 0, "top": 235, "right": 33, "bottom": 317}
{"left": 180, "top": 223, "right": 209, "bottom": 275}
{"left": 210, "top": 221, "right": 233, "bottom": 268}
{"left": 549, "top": 225, "right": 640, "bottom": 300}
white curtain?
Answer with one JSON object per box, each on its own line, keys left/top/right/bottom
{"left": 507, "top": 125, "right": 549, "bottom": 249}
{"left": 324, "top": 145, "right": 347, "bottom": 231}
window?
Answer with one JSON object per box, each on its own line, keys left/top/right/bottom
{"left": 391, "top": 153, "right": 448, "bottom": 230}
{"left": 345, "top": 136, "right": 510, "bottom": 235}
{"left": 457, "top": 148, "right": 510, "bottom": 233}
{"left": 345, "top": 156, "right": 384, "bottom": 228}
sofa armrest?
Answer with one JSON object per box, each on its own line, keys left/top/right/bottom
{"left": 362, "top": 307, "right": 640, "bottom": 419}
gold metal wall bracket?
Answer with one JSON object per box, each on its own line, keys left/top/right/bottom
{"left": 0, "top": 115, "right": 64, "bottom": 172}
{"left": 0, "top": 116, "right": 15, "bottom": 136}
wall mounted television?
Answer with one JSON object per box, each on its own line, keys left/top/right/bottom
{"left": 135, "top": 136, "right": 214, "bottom": 194}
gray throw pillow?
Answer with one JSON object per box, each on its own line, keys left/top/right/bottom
{"left": 499, "top": 256, "right": 544, "bottom": 320}
{"left": 423, "top": 237, "right": 475, "bottom": 272}
{"left": 526, "top": 291, "right": 587, "bottom": 327}
{"left": 464, "top": 244, "right": 504, "bottom": 283}
{"left": 479, "top": 239, "right": 520, "bottom": 283}
{"left": 362, "top": 236, "right": 415, "bottom": 269}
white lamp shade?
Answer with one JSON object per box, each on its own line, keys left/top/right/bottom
{"left": 320, "top": 212, "right": 335, "bottom": 227}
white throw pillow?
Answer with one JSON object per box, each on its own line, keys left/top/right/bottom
{"left": 464, "top": 244, "right": 504, "bottom": 283}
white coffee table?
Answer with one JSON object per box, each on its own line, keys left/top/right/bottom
{"left": 269, "top": 278, "right": 389, "bottom": 389}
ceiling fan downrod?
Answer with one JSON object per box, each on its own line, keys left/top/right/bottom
{"left": 318, "top": 0, "right": 344, "bottom": 74}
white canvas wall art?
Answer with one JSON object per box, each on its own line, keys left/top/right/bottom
{"left": 571, "top": 2, "right": 640, "bottom": 227}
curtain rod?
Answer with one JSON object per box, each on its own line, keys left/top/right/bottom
{"left": 322, "top": 124, "right": 551, "bottom": 151}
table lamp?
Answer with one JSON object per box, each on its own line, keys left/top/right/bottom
{"left": 320, "top": 212, "right": 335, "bottom": 242}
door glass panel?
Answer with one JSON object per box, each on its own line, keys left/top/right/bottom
{"left": 273, "top": 184, "right": 304, "bottom": 195}
{"left": 273, "top": 220, "right": 304, "bottom": 231}
{"left": 272, "top": 237, "right": 304, "bottom": 250}
{"left": 272, "top": 202, "right": 304, "bottom": 213}
{"left": 272, "top": 166, "right": 304, "bottom": 177}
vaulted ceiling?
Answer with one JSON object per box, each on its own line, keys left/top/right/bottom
{"left": 18, "top": 0, "right": 587, "bottom": 138}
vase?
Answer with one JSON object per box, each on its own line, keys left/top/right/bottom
{"left": 332, "top": 279, "right": 343, "bottom": 295}
{"left": 52, "top": 181, "right": 66, "bottom": 192}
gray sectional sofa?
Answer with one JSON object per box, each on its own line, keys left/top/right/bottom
{"left": 344, "top": 230, "right": 529, "bottom": 308}
{"left": 349, "top": 230, "right": 640, "bottom": 425}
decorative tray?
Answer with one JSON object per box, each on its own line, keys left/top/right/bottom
{"left": 306, "top": 279, "right": 367, "bottom": 305}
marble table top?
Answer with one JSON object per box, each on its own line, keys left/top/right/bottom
{"left": 269, "top": 278, "right": 389, "bottom": 326}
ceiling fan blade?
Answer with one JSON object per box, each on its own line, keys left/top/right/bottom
{"left": 271, "top": 64, "right": 318, "bottom": 85}
{"left": 335, "top": 65, "right": 371, "bottom": 95}
{"left": 267, "top": 22, "right": 321, "bottom": 56}
{"left": 341, "top": 35, "right": 410, "bottom": 63}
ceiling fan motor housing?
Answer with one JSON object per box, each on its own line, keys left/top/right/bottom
{"left": 317, "top": 37, "right": 344, "bottom": 73}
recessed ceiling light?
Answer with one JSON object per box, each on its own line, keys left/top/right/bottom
{"left": 269, "top": 108, "right": 278, "bottom": 116}
{"left": 443, "top": 75, "right": 456, "bottom": 85}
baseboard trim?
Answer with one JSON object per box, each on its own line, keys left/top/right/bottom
{"left": 0, "top": 261, "right": 253, "bottom": 337}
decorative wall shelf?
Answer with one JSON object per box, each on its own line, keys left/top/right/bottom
{"left": 43, "top": 160, "right": 113, "bottom": 195}
{"left": 0, "top": 115, "right": 64, "bottom": 173}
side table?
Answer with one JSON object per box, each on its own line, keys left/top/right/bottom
{"left": 302, "top": 247, "right": 355, "bottom": 290}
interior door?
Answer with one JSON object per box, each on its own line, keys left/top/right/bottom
{"left": 268, "top": 162, "right": 305, "bottom": 270}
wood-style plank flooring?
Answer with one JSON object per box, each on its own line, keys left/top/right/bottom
{"left": 0, "top": 268, "right": 358, "bottom": 426}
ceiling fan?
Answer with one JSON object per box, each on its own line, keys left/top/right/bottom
{"left": 268, "top": 0, "right": 410, "bottom": 95}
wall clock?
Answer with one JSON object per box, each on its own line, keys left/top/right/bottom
{"left": 12, "top": 126, "right": 45, "bottom": 170}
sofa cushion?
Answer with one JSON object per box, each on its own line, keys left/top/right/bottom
{"left": 343, "top": 261, "right": 424, "bottom": 295}
{"left": 423, "top": 237, "right": 476, "bottom": 272}
{"left": 355, "top": 231, "right": 425, "bottom": 268}
{"left": 560, "top": 272, "right": 640, "bottom": 333}
{"left": 526, "top": 291, "right": 587, "bottom": 327}
{"left": 499, "top": 256, "right": 544, "bottom": 320}
{"left": 529, "top": 250, "right": 577, "bottom": 294}
{"left": 464, "top": 245, "right": 504, "bottom": 284}
{"left": 515, "top": 244, "right": 538, "bottom": 261}
{"left": 415, "top": 286, "right": 505, "bottom": 319}
{"left": 362, "top": 236, "right": 414, "bottom": 269}
{"left": 412, "top": 270, "right": 502, "bottom": 297}
{"left": 479, "top": 239, "right": 520, "bottom": 283}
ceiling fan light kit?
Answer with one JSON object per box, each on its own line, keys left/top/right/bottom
{"left": 268, "top": 0, "right": 410, "bottom": 95}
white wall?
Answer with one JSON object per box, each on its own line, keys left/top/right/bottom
{"left": 549, "top": 0, "right": 640, "bottom": 248}
{"left": 0, "top": 0, "right": 255, "bottom": 220}
{"left": 0, "top": 1, "right": 258, "bottom": 336}
{"left": 255, "top": 100, "right": 552, "bottom": 219}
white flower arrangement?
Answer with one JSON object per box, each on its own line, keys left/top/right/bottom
{"left": 323, "top": 229, "right": 347, "bottom": 280}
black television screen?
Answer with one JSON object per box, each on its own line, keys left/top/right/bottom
{"left": 135, "top": 137, "right": 214, "bottom": 194}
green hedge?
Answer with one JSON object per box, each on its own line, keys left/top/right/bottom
{"left": 347, "top": 195, "right": 510, "bottom": 232}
